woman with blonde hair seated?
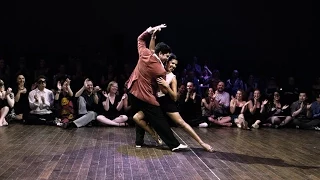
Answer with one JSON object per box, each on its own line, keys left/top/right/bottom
{"left": 96, "top": 81, "right": 128, "bottom": 126}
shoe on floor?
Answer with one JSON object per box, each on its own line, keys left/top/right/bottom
{"left": 172, "top": 144, "right": 188, "bottom": 152}
{"left": 199, "top": 122, "right": 208, "bottom": 128}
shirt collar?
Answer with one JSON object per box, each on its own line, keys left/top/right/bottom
{"left": 153, "top": 54, "right": 164, "bottom": 68}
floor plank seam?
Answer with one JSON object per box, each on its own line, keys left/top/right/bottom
{"left": 171, "top": 128, "right": 221, "bottom": 180}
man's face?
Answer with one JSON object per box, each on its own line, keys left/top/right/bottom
{"left": 186, "top": 82, "right": 194, "bottom": 92}
{"left": 37, "top": 78, "right": 46, "bottom": 89}
{"left": 86, "top": 81, "right": 94, "bottom": 92}
{"left": 299, "top": 93, "right": 307, "bottom": 102}
{"left": 159, "top": 52, "right": 171, "bottom": 63}
{"left": 217, "top": 82, "right": 225, "bottom": 92}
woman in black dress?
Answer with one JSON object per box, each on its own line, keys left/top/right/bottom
{"left": 247, "top": 89, "right": 268, "bottom": 128}
{"left": 13, "top": 74, "right": 29, "bottom": 121}
{"left": 0, "top": 79, "right": 14, "bottom": 126}
{"left": 96, "top": 81, "right": 128, "bottom": 126}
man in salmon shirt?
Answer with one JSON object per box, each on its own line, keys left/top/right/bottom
{"left": 126, "top": 24, "right": 188, "bottom": 151}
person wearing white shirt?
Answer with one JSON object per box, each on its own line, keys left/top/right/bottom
{"left": 26, "top": 75, "right": 55, "bottom": 124}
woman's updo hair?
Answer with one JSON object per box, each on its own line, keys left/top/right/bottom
{"left": 168, "top": 53, "right": 177, "bottom": 62}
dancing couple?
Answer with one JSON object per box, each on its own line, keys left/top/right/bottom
{"left": 126, "top": 24, "right": 213, "bottom": 152}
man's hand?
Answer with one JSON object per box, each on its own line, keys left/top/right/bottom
{"left": 34, "top": 95, "right": 39, "bottom": 102}
{"left": 41, "top": 96, "right": 45, "bottom": 103}
{"left": 147, "top": 24, "right": 167, "bottom": 34}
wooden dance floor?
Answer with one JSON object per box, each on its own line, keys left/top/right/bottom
{"left": 0, "top": 124, "right": 319, "bottom": 180}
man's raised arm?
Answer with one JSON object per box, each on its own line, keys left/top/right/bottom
{"left": 138, "top": 24, "right": 167, "bottom": 55}
{"left": 137, "top": 29, "right": 151, "bottom": 55}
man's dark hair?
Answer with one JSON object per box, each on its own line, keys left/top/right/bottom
{"left": 37, "top": 75, "right": 46, "bottom": 82}
{"left": 154, "top": 42, "right": 171, "bottom": 55}
{"left": 168, "top": 53, "right": 177, "bottom": 62}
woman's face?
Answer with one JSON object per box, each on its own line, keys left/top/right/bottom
{"left": 165, "top": 59, "right": 178, "bottom": 72}
{"left": 17, "top": 75, "right": 25, "bottom": 85}
{"left": 208, "top": 88, "right": 214, "bottom": 97}
{"left": 178, "top": 85, "right": 186, "bottom": 93}
{"left": 253, "top": 90, "right": 261, "bottom": 99}
{"left": 236, "top": 90, "right": 243, "bottom": 100}
{"left": 274, "top": 92, "right": 280, "bottom": 101}
{"left": 110, "top": 83, "right": 118, "bottom": 94}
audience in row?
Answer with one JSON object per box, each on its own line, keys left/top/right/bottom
{"left": 1, "top": 53, "right": 320, "bottom": 131}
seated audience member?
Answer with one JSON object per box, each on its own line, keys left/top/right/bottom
{"left": 265, "top": 91, "right": 292, "bottom": 128}
{"left": 201, "top": 88, "right": 214, "bottom": 117}
{"left": 54, "top": 78, "right": 74, "bottom": 125}
{"left": 63, "top": 78, "right": 100, "bottom": 128}
{"left": 26, "top": 75, "right": 55, "bottom": 125}
{"left": 186, "top": 71, "right": 201, "bottom": 96}
{"left": 96, "top": 81, "right": 128, "bottom": 126}
{"left": 291, "top": 92, "right": 320, "bottom": 130}
{"left": 229, "top": 90, "right": 250, "bottom": 129}
{"left": 0, "top": 79, "right": 15, "bottom": 126}
{"left": 310, "top": 94, "right": 320, "bottom": 130}
{"left": 247, "top": 89, "right": 268, "bottom": 128}
{"left": 208, "top": 81, "right": 232, "bottom": 127}
{"left": 175, "top": 84, "right": 186, "bottom": 110}
{"left": 199, "top": 88, "right": 215, "bottom": 127}
{"left": 13, "top": 74, "right": 29, "bottom": 122}
{"left": 179, "top": 82, "right": 202, "bottom": 126}
{"left": 310, "top": 94, "right": 320, "bottom": 122}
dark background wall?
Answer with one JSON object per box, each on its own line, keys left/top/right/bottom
{"left": 0, "top": 1, "right": 314, "bottom": 84}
